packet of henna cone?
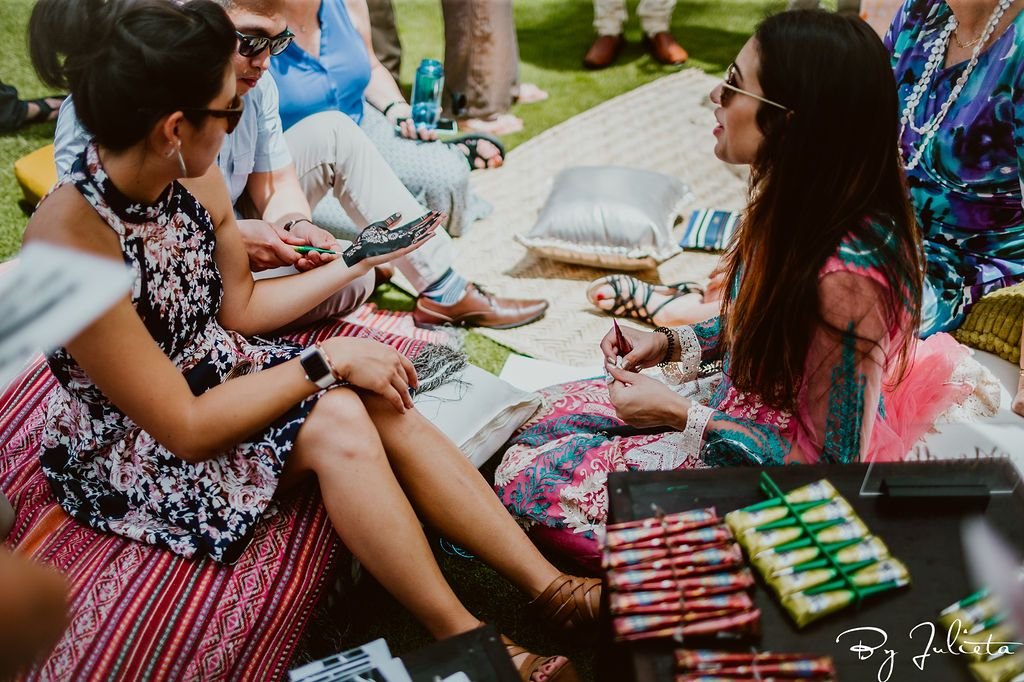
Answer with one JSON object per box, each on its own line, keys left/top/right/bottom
{"left": 614, "top": 609, "right": 742, "bottom": 637}
{"left": 604, "top": 529, "right": 736, "bottom": 569}
{"left": 743, "top": 518, "right": 869, "bottom": 556}
{"left": 725, "top": 497, "right": 834, "bottom": 535}
{"left": 611, "top": 561, "right": 741, "bottom": 586}
{"left": 734, "top": 479, "right": 840, "bottom": 514}
{"left": 783, "top": 579, "right": 908, "bottom": 628}
{"left": 746, "top": 498, "right": 854, "bottom": 533}
{"left": 769, "top": 536, "right": 890, "bottom": 577}
{"left": 627, "top": 544, "right": 745, "bottom": 573}
{"left": 675, "top": 650, "right": 817, "bottom": 669}
{"left": 679, "top": 608, "right": 761, "bottom": 637}
{"left": 610, "top": 566, "right": 755, "bottom": 592}
{"left": 951, "top": 622, "right": 1020, "bottom": 664}
{"left": 611, "top": 591, "right": 754, "bottom": 616}
{"left": 695, "top": 659, "right": 836, "bottom": 678}
{"left": 771, "top": 558, "right": 908, "bottom": 598}
{"left": 753, "top": 536, "right": 877, "bottom": 576}
{"left": 604, "top": 525, "right": 735, "bottom": 562}
{"left": 606, "top": 508, "right": 719, "bottom": 541}
{"left": 939, "top": 601, "right": 1001, "bottom": 635}
{"left": 618, "top": 609, "right": 762, "bottom": 643}
{"left": 968, "top": 649, "right": 1024, "bottom": 681}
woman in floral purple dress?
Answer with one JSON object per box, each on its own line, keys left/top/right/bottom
{"left": 887, "top": 0, "right": 1024, "bottom": 414}
{"left": 887, "top": 0, "right": 1024, "bottom": 336}
{"left": 26, "top": 1, "right": 598, "bottom": 677}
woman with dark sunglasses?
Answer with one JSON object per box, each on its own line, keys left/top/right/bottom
{"left": 24, "top": 1, "right": 596, "bottom": 678}
{"left": 494, "top": 10, "right": 991, "bottom": 569}
{"left": 270, "top": 0, "right": 503, "bottom": 238}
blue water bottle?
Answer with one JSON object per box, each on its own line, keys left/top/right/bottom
{"left": 411, "top": 58, "right": 444, "bottom": 129}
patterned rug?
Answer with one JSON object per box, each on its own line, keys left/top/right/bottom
{"left": 448, "top": 69, "right": 747, "bottom": 367}
{"left": 0, "top": 307, "right": 454, "bottom": 682}
{"left": 343, "top": 302, "right": 459, "bottom": 347}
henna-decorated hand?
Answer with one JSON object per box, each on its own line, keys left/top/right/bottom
{"left": 342, "top": 211, "right": 442, "bottom": 267}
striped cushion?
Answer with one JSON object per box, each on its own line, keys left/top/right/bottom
{"left": 0, "top": 314, "right": 447, "bottom": 681}
{"left": 679, "top": 209, "right": 741, "bottom": 252}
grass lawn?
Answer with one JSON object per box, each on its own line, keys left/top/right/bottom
{"left": 0, "top": 0, "right": 792, "bottom": 677}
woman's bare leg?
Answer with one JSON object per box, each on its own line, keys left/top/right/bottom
{"left": 651, "top": 298, "right": 723, "bottom": 326}
{"left": 359, "top": 392, "right": 562, "bottom": 598}
{"left": 285, "top": 388, "right": 479, "bottom": 639}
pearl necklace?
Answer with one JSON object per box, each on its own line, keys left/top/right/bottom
{"left": 899, "top": 0, "right": 1012, "bottom": 171}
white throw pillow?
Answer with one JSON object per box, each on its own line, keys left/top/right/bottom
{"left": 516, "top": 166, "right": 693, "bottom": 270}
{"left": 414, "top": 364, "right": 541, "bottom": 468}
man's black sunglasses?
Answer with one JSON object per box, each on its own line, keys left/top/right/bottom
{"left": 184, "top": 97, "right": 245, "bottom": 134}
{"left": 235, "top": 28, "right": 295, "bottom": 57}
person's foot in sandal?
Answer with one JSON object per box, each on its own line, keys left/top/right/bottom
{"left": 586, "top": 274, "right": 719, "bottom": 328}
{"left": 502, "top": 634, "right": 579, "bottom": 682}
{"left": 459, "top": 112, "right": 524, "bottom": 136}
{"left": 513, "top": 82, "right": 549, "bottom": 105}
{"left": 23, "top": 95, "right": 65, "bottom": 126}
{"left": 448, "top": 132, "right": 506, "bottom": 170}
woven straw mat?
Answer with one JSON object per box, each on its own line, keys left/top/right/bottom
{"left": 455, "top": 69, "right": 747, "bottom": 367}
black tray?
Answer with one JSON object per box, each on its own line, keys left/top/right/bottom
{"left": 602, "top": 459, "right": 1024, "bottom": 682}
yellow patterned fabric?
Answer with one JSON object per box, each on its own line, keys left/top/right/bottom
{"left": 954, "top": 282, "right": 1024, "bottom": 364}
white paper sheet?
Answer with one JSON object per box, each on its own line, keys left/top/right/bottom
{"left": 498, "top": 354, "right": 603, "bottom": 393}
{"left": 0, "top": 244, "right": 132, "bottom": 389}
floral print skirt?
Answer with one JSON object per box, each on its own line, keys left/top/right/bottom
{"left": 494, "top": 375, "right": 717, "bottom": 571}
{"left": 42, "top": 329, "right": 317, "bottom": 564}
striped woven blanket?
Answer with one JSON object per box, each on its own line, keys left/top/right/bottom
{"left": 0, "top": 312, "right": 452, "bottom": 681}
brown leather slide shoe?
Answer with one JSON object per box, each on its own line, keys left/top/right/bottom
{"left": 529, "top": 574, "right": 603, "bottom": 631}
{"left": 583, "top": 34, "right": 625, "bottom": 70}
{"left": 413, "top": 283, "right": 548, "bottom": 329}
{"left": 644, "top": 31, "right": 688, "bottom": 65}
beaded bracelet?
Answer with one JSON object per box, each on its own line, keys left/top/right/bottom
{"left": 653, "top": 326, "right": 676, "bottom": 367}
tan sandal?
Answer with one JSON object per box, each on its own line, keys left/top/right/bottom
{"left": 502, "top": 635, "right": 579, "bottom": 682}
{"left": 529, "top": 574, "right": 602, "bottom": 630}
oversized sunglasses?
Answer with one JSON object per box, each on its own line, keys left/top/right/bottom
{"left": 184, "top": 96, "right": 245, "bottom": 134}
{"left": 235, "top": 28, "right": 295, "bottom": 57}
{"left": 721, "top": 63, "right": 790, "bottom": 112}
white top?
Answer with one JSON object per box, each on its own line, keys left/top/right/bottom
{"left": 53, "top": 74, "right": 292, "bottom": 206}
